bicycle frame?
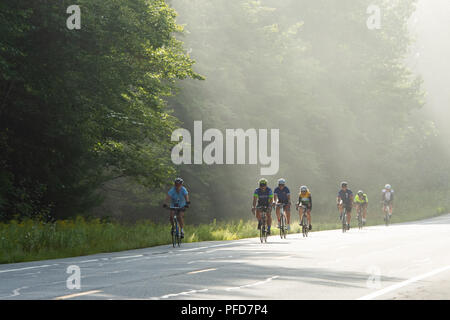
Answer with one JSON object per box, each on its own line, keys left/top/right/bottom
{"left": 276, "top": 203, "right": 288, "bottom": 239}
{"left": 300, "top": 205, "right": 309, "bottom": 237}
{"left": 383, "top": 201, "right": 390, "bottom": 226}
{"left": 257, "top": 205, "right": 271, "bottom": 243}
{"left": 167, "top": 206, "right": 186, "bottom": 247}
{"left": 357, "top": 204, "right": 363, "bottom": 229}
{"left": 342, "top": 206, "right": 348, "bottom": 233}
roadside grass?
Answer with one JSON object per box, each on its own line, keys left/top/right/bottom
{"left": 0, "top": 217, "right": 259, "bottom": 264}
{"left": 0, "top": 204, "right": 447, "bottom": 264}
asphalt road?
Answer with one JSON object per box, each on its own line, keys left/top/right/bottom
{"left": 1, "top": 214, "right": 449, "bottom": 300}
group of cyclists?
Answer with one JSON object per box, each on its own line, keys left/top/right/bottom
{"left": 251, "top": 178, "right": 312, "bottom": 235}
{"left": 162, "top": 177, "right": 395, "bottom": 238}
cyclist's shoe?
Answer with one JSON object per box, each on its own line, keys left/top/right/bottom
{"left": 339, "top": 214, "right": 343, "bottom": 221}
{"left": 180, "top": 231, "right": 185, "bottom": 239}
{"left": 287, "top": 225, "right": 291, "bottom": 231}
{"left": 347, "top": 224, "right": 350, "bottom": 230}
{"left": 267, "top": 227, "right": 271, "bottom": 235}
{"left": 309, "top": 224, "right": 312, "bottom": 231}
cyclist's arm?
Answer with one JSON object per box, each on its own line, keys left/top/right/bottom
{"left": 287, "top": 194, "right": 291, "bottom": 204}
{"left": 252, "top": 194, "right": 258, "bottom": 208}
{"left": 273, "top": 193, "right": 278, "bottom": 204}
{"left": 268, "top": 194, "right": 274, "bottom": 208}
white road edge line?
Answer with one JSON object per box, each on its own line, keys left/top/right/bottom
{"left": 226, "top": 276, "right": 280, "bottom": 291}
{"left": 158, "top": 289, "right": 209, "bottom": 299}
{"left": 112, "top": 254, "right": 143, "bottom": 260}
{"left": 54, "top": 290, "right": 103, "bottom": 300}
{"left": 0, "top": 265, "right": 54, "bottom": 273}
{"left": 357, "top": 265, "right": 450, "bottom": 300}
{"left": 187, "top": 268, "right": 217, "bottom": 275}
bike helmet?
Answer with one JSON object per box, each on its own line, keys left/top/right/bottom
{"left": 277, "top": 178, "right": 286, "bottom": 185}
{"left": 358, "top": 190, "right": 364, "bottom": 196}
{"left": 300, "top": 186, "right": 308, "bottom": 193}
{"left": 259, "top": 178, "right": 268, "bottom": 186}
{"left": 174, "top": 177, "right": 184, "bottom": 185}
{"left": 385, "top": 184, "right": 391, "bottom": 190}
{"left": 341, "top": 181, "right": 348, "bottom": 187}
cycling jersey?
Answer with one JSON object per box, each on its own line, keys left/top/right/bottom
{"left": 382, "top": 189, "right": 394, "bottom": 202}
{"left": 354, "top": 194, "right": 368, "bottom": 204}
{"left": 338, "top": 189, "right": 353, "bottom": 207}
{"left": 254, "top": 187, "right": 274, "bottom": 207}
{"left": 274, "top": 186, "right": 290, "bottom": 204}
{"left": 298, "top": 191, "right": 312, "bottom": 209}
{"left": 168, "top": 186, "right": 188, "bottom": 208}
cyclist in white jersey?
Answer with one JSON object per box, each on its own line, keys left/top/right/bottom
{"left": 381, "top": 184, "right": 394, "bottom": 219}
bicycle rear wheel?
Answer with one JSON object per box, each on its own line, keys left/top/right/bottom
{"left": 260, "top": 214, "right": 266, "bottom": 243}
{"left": 172, "top": 218, "right": 178, "bottom": 248}
{"left": 303, "top": 214, "right": 308, "bottom": 237}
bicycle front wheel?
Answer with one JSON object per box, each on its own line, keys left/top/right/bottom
{"left": 342, "top": 212, "right": 347, "bottom": 233}
{"left": 303, "top": 215, "right": 308, "bottom": 237}
{"left": 280, "top": 214, "right": 286, "bottom": 239}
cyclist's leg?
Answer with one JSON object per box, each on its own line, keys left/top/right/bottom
{"left": 355, "top": 203, "right": 360, "bottom": 217}
{"left": 169, "top": 210, "right": 175, "bottom": 229}
{"left": 338, "top": 203, "right": 344, "bottom": 218}
{"left": 389, "top": 202, "right": 393, "bottom": 215}
{"left": 346, "top": 205, "right": 352, "bottom": 224}
{"left": 285, "top": 204, "right": 291, "bottom": 225}
{"left": 256, "top": 209, "right": 262, "bottom": 229}
{"left": 363, "top": 203, "right": 368, "bottom": 221}
{"left": 178, "top": 211, "right": 185, "bottom": 229}
{"left": 307, "top": 208, "right": 312, "bottom": 228}
{"left": 275, "top": 205, "right": 281, "bottom": 226}
{"left": 267, "top": 211, "right": 272, "bottom": 229}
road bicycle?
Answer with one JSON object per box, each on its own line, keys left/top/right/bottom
{"left": 275, "top": 203, "right": 289, "bottom": 239}
{"left": 339, "top": 201, "right": 349, "bottom": 233}
{"left": 165, "top": 205, "right": 187, "bottom": 247}
{"left": 383, "top": 200, "right": 391, "bottom": 226}
{"left": 356, "top": 203, "right": 364, "bottom": 230}
{"left": 255, "top": 205, "right": 271, "bottom": 243}
{"left": 298, "top": 204, "right": 309, "bottom": 237}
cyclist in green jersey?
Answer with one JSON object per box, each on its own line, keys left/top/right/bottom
{"left": 354, "top": 190, "right": 368, "bottom": 226}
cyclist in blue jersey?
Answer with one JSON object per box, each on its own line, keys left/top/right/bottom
{"left": 273, "top": 178, "right": 291, "bottom": 231}
{"left": 337, "top": 181, "right": 353, "bottom": 230}
{"left": 252, "top": 178, "right": 274, "bottom": 235}
{"left": 163, "top": 177, "right": 190, "bottom": 238}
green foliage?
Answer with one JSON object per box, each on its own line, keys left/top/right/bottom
{"left": 0, "top": 0, "right": 202, "bottom": 220}
{"left": 170, "top": 0, "right": 449, "bottom": 223}
{"left": 0, "top": 216, "right": 259, "bottom": 263}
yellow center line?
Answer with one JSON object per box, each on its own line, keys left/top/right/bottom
{"left": 187, "top": 268, "right": 217, "bottom": 275}
{"left": 53, "top": 290, "right": 102, "bottom": 300}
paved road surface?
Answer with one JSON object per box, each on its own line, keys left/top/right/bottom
{"left": 1, "top": 214, "right": 449, "bottom": 300}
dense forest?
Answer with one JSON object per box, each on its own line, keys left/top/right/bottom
{"left": 1, "top": 0, "right": 449, "bottom": 224}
